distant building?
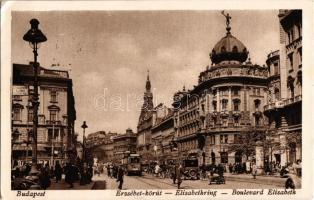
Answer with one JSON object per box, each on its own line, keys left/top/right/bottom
{"left": 137, "top": 72, "right": 154, "bottom": 164}
{"left": 264, "top": 10, "right": 302, "bottom": 166}
{"left": 12, "top": 63, "right": 76, "bottom": 166}
{"left": 151, "top": 104, "right": 175, "bottom": 163}
{"left": 85, "top": 131, "right": 117, "bottom": 163}
{"left": 112, "top": 128, "right": 137, "bottom": 163}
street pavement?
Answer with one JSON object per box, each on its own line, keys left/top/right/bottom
{"left": 101, "top": 172, "right": 286, "bottom": 190}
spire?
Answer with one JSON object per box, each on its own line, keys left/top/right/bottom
{"left": 221, "top": 10, "right": 231, "bottom": 34}
{"left": 146, "top": 70, "right": 151, "bottom": 92}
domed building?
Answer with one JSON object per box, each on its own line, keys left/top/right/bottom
{"left": 173, "top": 13, "right": 268, "bottom": 168}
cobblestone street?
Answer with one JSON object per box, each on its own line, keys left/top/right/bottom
{"left": 101, "top": 173, "right": 285, "bottom": 190}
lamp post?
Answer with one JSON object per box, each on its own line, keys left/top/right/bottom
{"left": 81, "top": 121, "right": 88, "bottom": 162}
{"left": 23, "top": 18, "right": 47, "bottom": 174}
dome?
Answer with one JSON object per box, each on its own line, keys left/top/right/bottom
{"left": 210, "top": 33, "right": 248, "bottom": 64}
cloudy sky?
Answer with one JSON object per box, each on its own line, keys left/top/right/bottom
{"left": 11, "top": 10, "right": 279, "bottom": 140}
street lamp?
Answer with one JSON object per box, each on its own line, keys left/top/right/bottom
{"left": 81, "top": 121, "right": 88, "bottom": 162}
{"left": 23, "top": 18, "right": 47, "bottom": 175}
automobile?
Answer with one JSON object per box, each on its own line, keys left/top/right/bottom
{"left": 182, "top": 158, "right": 200, "bottom": 180}
{"left": 11, "top": 175, "right": 41, "bottom": 190}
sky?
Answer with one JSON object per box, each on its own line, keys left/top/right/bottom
{"left": 11, "top": 10, "right": 280, "bottom": 140}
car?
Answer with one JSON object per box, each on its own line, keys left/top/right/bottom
{"left": 182, "top": 158, "right": 200, "bottom": 180}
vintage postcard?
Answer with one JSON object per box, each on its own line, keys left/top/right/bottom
{"left": 1, "top": 1, "right": 313, "bottom": 200}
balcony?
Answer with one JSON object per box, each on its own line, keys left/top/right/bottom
{"left": 46, "top": 120, "right": 62, "bottom": 126}
{"left": 283, "top": 95, "right": 302, "bottom": 106}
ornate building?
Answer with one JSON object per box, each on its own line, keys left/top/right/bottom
{"left": 112, "top": 128, "right": 137, "bottom": 163}
{"left": 264, "top": 10, "right": 302, "bottom": 166}
{"left": 12, "top": 63, "right": 76, "bottom": 166}
{"left": 137, "top": 72, "right": 154, "bottom": 164}
{"left": 173, "top": 13, "right": 268, "bottom": 166}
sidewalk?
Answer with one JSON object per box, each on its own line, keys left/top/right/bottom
{"left": 49, "top": 174, "right": 106, "bottom": 190}
{"left": 224, "top": 173, "right": 286, "bottom": 187}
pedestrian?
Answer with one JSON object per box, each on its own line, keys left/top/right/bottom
{"left": 39, "top": 166, "right": 51, "bottom": 190}
{"left": 65, "top": 163, "right": 75, "bottom": 188}
{"left": 155, "top": 164, "right": 160, "bottom": 177}
{"left": 80, "top": 163, "right": 88, "bottom": 185}
{"left": 116, "top": 166, "right": 124, "bottom": 190}
{"left": 172, "top": 164, "right": 177, "bottom": 184}
{"left": 176, "top": 164, "right": 184, "bottom": 189}
{"left": 252, "top": 162, "right": 257, "bottom": 179}
{"left": 54, "top": 161, "right": 62, "bottom": 183}
{"left": 107, "top": 165, "right": 111, "bottom": 177}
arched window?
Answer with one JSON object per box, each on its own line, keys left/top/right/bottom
{"left": 212, "top": 100, "right": 217, "bottom": 111}
{"left": 274, "top": 88, "right": 280, "bottom": 100}
{"left": 233, "top": 99, "right": 241, "bottom": 111}
{"left": 254, "top": 99, "right": 261, "bottom": 111}
{"left": 221, "top": 46, "right": 226, "bottom": 53}
{"left": 222, "top": 99, "right": 228, "bottom": 110}
{"left": 232, "top": 46, "right": 238, "bottom": 53}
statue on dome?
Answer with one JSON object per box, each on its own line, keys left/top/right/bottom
{"left": 221, "top": 10, "right": 231, "bottom": 31}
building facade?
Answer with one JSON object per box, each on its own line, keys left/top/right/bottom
{"left": 151, "top": 104, "right": 175, "bottom": 163}
{"left": 85, "top": 131, "right": 117, "bottom": 163}
{"left": 172, "top": 15, "right": 268, "bottom": 166}
{"left": 264, "top": 10, "right": 302, "bottom": 166}
{"left": 113, "top": 128, "right": 137, "bottom": 163}
{"left": 137, "top": 73, "right": 154, "bottom": 164}
{"left": 12, "top": 63, "right": 76, "bottom": 167}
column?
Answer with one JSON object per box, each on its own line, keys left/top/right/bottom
{"left": 228, "top": 87, "right": 232, "bottom": 110}
{"left": 255, "top": 141, "right": 264, "bottom": 175}
{"left": 217, "top": 88, "right": 220, "bottom": 112}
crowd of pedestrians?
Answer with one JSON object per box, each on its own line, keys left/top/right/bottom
{"left": 11, "top": 158, "right": 95, "bottom": 190}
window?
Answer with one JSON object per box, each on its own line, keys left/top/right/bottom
{"left": 47, "top": 129, "right": 59, "bottom": 142}
{"left": 212, "top": 101, "right": 217, "bottom": 111}
{"left": 297, "top": 23, "right": 302, "bottom": 38}
{"left": 298, "top": 48, "right": 302, "bottom": 65}
{"left": 288, "top": 53, "right": 293, "bottom": 70}
{"left": 255, "top": 116, "right": 260, "bottom": 126}
{"left": 274, "top": 62, "right": 279, "bottom": 75}
{"left": 289, "top": 83, "right": 295, "bottom": 98}
{"left": 13, "top": 108, "right": 21, "bottom": 121}
{"left": 275, "top": 88, "right": 280, "bottom": 100}
{"left": 233, "top": 99, "right": 240, "bottom": 111}
{"left": 291, "top": 29, "right": 294, "bottom": 42}
{"left": 50, "top": 91, "right": 57, "bottom": 102}
{"left": 220, "top": 135, "right": 228, "bottom": 144}
{"left": 222, "top": 99, "right": 228, "bottom": 110}
{"left": 50, "top": 110, "right": 58, "bottom": 121}
{"left": 254, "top": 99, "right": 261, "bottom": 111}
{"left": 220, "top": 152, "right": 228, "bottom": 163}
{"left": 234, "top": 117, "right": 239, "bottom": 127}
{"left": 233, "top": 88, "right": 239, "bottom": 96}
{"left": 222, "top": 119, "right": 228, "bottom": 127}
{"left": 234, "top": 134, "right": 239, "bottom": 143}
{"left": 232, "top": 46, "right": 238, "bottom": 53}
{"left": 221, "top": 46, "right": 226, "bottom": 53}
{"left": 28, "top": 109, "right": 34, "bottom": 122}
{"left": 210, "top": 135, "right": 215, "bottom": 144}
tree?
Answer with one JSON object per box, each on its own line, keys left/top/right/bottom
{"left": 228, "top": 126, "right": 266, "bottom": 160}
{"left": 262, "top": 129, "right": 281, "bottom": 173}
